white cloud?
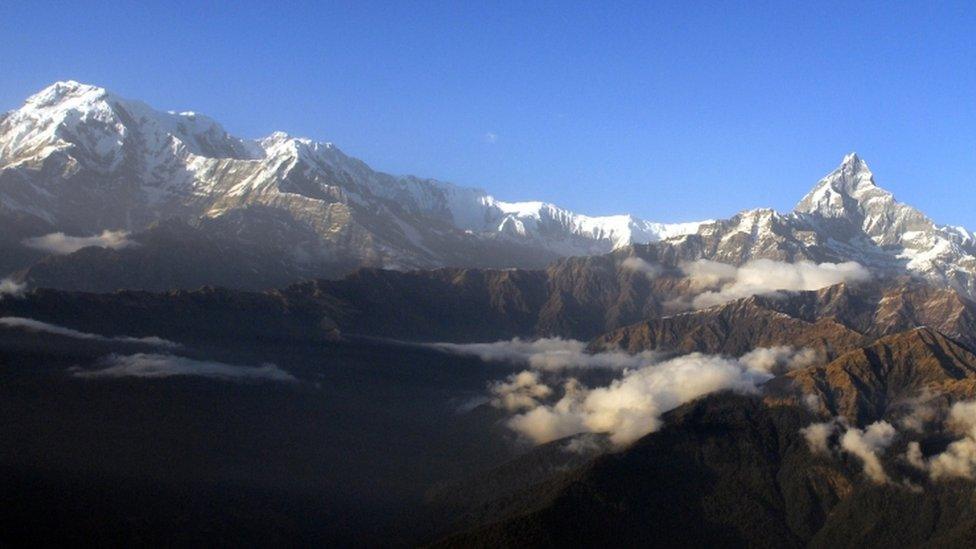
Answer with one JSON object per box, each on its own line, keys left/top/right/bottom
{"left": 443, "top": 340, "right": 817, "bottom": 446}
{"left": 562, "top": 433, "right": 609, "bottom": 455}
{"left": 22, "top": 230, "right": 136, "bottom": 255}
{"left": 841, "top": 421, "right": 897, "bottom": 484}
{"left": 681, "top": 259, "right": 738, "bottom": 289}
{"left": 72, "top": 353, "right": 296, "bottom": 382}
{"left": 0, "top": 278, "right": 26, "bottom": 298}
{"left": 502, "top": 352, "right": 774, "bottom": 446}
{"left": 490, "top": 370, "right": 553, "bottom": 411}
{"left": 431, "top": 337, "right": 661, "bottom": 372}
{"left": 907, "top": 399, "right": 976, "bottom": 481}
{"left": 807, "top": 400, "right": 976, "bottom": 485}
{"left": 0, "top": 316, "right": 179, "bottom": 348}
{"left": 484, "top": 132, "right": 498, "bottom": 144}
{"left": 897, "top": 395, "right": 939, "bottom": 433}
{"left": 738, "top": 346, "right": 818, "bottom": 374}
{"left": 621, "top": 257, "right": 662, "bottom": 279}
{"left": 905, "top": 441, "right": 926, "bottom": 470}
{"left": 803, "top": 393, "right": 823, "bottom": 413}
{"left": 800, "top": 418, "right": 897, "bottom": 483}
{"left": 681, "top": 259, "right": 871, "bottom": 309}
{"left": 801, "top": 421, "right": 836, "bottom": 455}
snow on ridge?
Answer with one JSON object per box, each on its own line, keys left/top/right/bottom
{"left": 3, "top": 80, "right": 706, "bottom": 252}
{"left": 6, "top": 81, "right": 976, "bottom": 289}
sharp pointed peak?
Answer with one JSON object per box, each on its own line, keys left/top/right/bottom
{"left": 838, "top": 151, "right": 872, "bottom": 175}
{"left": 793, "top": 152, "right": 884, "bottom": 214}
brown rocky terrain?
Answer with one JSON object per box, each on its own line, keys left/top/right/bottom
{"left": 776, "top": 327, "right": 976, "bottom": 424}
{"left": 592, "top": 280, "right": 976, "bottom": 357}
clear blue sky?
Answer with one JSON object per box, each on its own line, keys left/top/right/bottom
{"left": 2, "top": 1, "right": 974, "bottom": 226}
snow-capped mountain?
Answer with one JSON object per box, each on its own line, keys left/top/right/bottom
{"left": 661, "top": 153, "right": 976, "bottom": 296}
{"left": 2, "top": 81, "right": 976, "bottom": 297}
{"left": 0, "top": 80, "right": 702, "bottom": 277}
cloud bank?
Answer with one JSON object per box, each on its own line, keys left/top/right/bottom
{"left": 72, "top": 353, "right": 296, "bottom": 382}
{"left": 22, "top": 229, "right": 135, "bottom": 255}
{"left": 506, "top": 352, "right": 774, "bottom": 446}
{"left": 451, "top": 338, "right": 816, "bottom": 447}
{"left": 680, "top": 259, "right": 871, "bottom": 308}
{"left": 0, "top": 316, "right": 179, "bottom": 348}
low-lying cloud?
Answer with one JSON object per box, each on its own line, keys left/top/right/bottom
{"left": 0, "top": 316, "right": 179, "bottom": 348}
{"left": 432, "top": 338, "right": 661, "bottom": 371}
{"left": 803, "top": 398, "right": 976, "bottom": 486}
{"left": 23, "top": 229, "right": 135, "bottom": 255}
{"left": 801, "top": 418, "right": 897, "bottom": 484}
{"left": 0, "top": 278, "right": 25, "bottom": 298}
{"left": 800, "top": 421, "right": 836, "bottom": 456}
{"left": 681, "top": 259, "right": 871, "bottom": 308}
{"left": 71, "top": 353, "right": 296, "bottom": 382}
{"left": 905, "top": 400, "right": 976, "bottom": 481}
{"left": 447, "top": 337, "right": 817, "bottom": 447}
{"left": 490, "top": 370, "right": 553, "bottom": 411}
{"left": 620, "top": 256, "right": 663, "bottom": 279}
{"left": 507, "top": 352, "right": 774, "bottom": 446}
{"left": 841, "top": 421, "right": 898, "bottom": 483}
{"left": 738, "top": 346, "right": 818, "bottom": 375}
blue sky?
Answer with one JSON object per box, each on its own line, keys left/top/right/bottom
{"left": 1, "top": 1, "right": 973, "bottom": 225}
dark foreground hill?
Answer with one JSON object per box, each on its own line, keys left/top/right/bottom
{"left": 435, "top": 395, "right": 976, "bottom": 548}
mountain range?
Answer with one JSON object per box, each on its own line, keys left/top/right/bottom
{"left": 0, "top": 81, "right": 702, "bottom": 285}
{"left": 4, "top": 81, "right": 976, "bottom": 297}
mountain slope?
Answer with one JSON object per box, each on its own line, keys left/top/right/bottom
{"left": 434, "top": 394, "right": 976, "bottom": 548}
{"left": 781, "top": 327, "right": 976, "bottom": 424}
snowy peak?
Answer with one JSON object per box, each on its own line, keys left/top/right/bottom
{"left": 0, "top": 80, "right": 257, "bottom": 169}
{"left": 24, "top": 80, "right": 109, "bottom": 109}
{"left": 791, "top": 152, "right": 937, "bottom": 246}
{"left": 793, "top": 152, "right": 881, "bottom": 216}
{"left": 0, "top": 80, "right": 706, "bottom": 270}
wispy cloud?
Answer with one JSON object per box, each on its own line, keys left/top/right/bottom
{"left": 71, "top": 353, "right": 297, "bottom": 382}
{"left": 620, "top": 256, "right": 662, "bottom": 279}
{"left": 431, "top": 337, "right": 661, "bottom": 371}
{"left": 22, "top": 230, "right": 136, "bottom": 255}
{"left": 0, "top": 317, "right": 179, "bottom": 348}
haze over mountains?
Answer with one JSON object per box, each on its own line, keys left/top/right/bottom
{"left": 3, "top": 81, "right": 976, "bottom": 296}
